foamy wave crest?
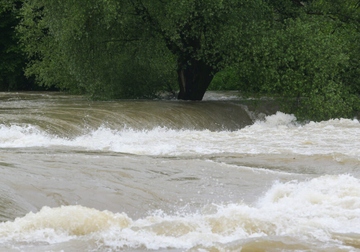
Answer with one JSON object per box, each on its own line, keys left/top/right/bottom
{"left": 1, "top": 175, "right": 360, "bottom": 250}
{"left": 255, "top": 111, "right": 298, "bottom": 127}
{"left": 0, "top": 205, "right": 131, "bottom": 244}
{"left": 0, "top": 113, "right": 360, "bottom": 157}
{"left": 0, "top": 124, "right": 59, "bottom": 148}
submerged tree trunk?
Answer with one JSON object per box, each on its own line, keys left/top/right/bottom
{"left": 177, "top": 59, "right": 216, "bottom": 100}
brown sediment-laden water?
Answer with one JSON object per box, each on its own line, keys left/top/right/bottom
{"left": 0, "top": 91, "right": 360, "bottom": 252}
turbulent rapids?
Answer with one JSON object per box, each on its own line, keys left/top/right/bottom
{"left": 0, "top": 92, "right": 360, "bottom": 251}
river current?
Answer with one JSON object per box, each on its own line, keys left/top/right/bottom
{"left": 0, "top": 91, "right": 360, "bottom": 251}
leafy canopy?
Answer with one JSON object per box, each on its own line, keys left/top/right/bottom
{"left": 18, "top": 0, "right": 272, "bottom": 98}
{"left": 17, "top": 0, "right": 360, "bottom": 120}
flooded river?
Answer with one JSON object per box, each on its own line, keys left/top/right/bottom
{"left": 0, "top": 91, "right": 360, "bottom": 251}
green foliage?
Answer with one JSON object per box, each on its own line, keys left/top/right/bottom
{"left": 15, "top": 0, "right": 360, "bottom": 120}
{"left": 268, "top": 0, "right": 313, "bottom": 21}
{"left": 0, "top": 1, "right": 34, "bottom": 90}
{"left": 18, "top": 0, "right": 273, "bottom": 98}
{"left": 209, "top": 67, "right": 240, "bottom": 91}
{"left": 18, "top": 0, "right": 177, "bottom": 97}
{"left": 245, "top": 18, "right": 358, "bottom": 120}
{"left": 210, "top": 1, "right": 360, "bottom": 121}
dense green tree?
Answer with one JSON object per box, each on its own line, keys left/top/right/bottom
{"left": 18, "top": 0, "right": 273, "bottom": 99}
{"left": 0, "top": 0, "right": 34, "bottom": 90}
{"left": 16, "top": 0, "right": 360, "bottom": 120}
{"left": 210, "top": 0, "right": 360, "bottom": 120}
{"left": 309, "top": 0, "right": 360, "bottom": 97}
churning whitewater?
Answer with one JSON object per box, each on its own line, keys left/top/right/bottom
{"left": 1, "top": 174, "right": 360, "bottom": 251}
{"left": 0, "top": 92, "right": 360, "bottom": 251}
{"left": 0, "top": 112, "right": 359, "bottom": 157}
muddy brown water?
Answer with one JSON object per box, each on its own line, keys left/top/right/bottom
{"left": 0, "top": 91, "right": 359, "bottom": 251}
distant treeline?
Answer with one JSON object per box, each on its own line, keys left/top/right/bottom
{"left": 1, "top": 0, "right": 360, "bottom": 120}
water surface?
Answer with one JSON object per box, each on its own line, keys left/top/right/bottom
{"left": 0, "top": 92, "right": 359, "bottom": 251}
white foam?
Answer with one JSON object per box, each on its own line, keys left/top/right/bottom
{"left": 0, "top": 205, "right": 131, "bottom": 244}
{"left": 255, "top": 111, "right": 298, "bottom": 127}
{"left": 202, "top": 91, "right": 240, "bottom": 101}
{"left": 1, "top": 175, "right": 360, "bottom": 250}
{"left": 0, "top": 113, "right": 359, "bottom": 157}
{"left": 0, "top": 124, "right": 58, "bottom": 147}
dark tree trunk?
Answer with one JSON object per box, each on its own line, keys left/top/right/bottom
{"left": 177, "top": 59, "right": 216, "bottom": 100}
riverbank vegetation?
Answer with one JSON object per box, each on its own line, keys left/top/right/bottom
{"left": 0, "top": 1, "right": 31, "bottom": 91}
{"left": 1, "top": 0, "right": 360, "bottom": 120}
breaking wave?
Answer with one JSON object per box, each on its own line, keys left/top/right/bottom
{"left": 1, "top": 175, "right": 360, "bottom": 251}
{"left": 0, "top": 112, "right": 359, "bottom": 158}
